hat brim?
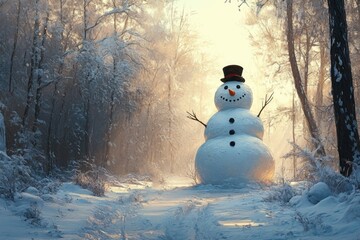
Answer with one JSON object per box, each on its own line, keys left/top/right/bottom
{"left": 220, "top": 76, "right": 245, "bottom": 83}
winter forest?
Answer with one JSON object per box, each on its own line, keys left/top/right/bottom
{"left": 2, "top": 0, "right": 360, "bottom": 239}
{"left": 0, "top": 0, "right": 213, "bottom": 177}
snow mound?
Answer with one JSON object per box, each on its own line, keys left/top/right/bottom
{"left": 25, "top": 186, "right": 40, "bottom": 196}
{"left": 341, "top": 195, "right": 360, "bottom": 222}
{"left": 307, "top": 182, "right": 331, "bottom": 204}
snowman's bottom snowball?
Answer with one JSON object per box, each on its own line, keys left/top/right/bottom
{"left": 195, "top": 136, "right": 274, "bottom": 185}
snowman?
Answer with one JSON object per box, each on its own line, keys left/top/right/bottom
{"left": 188, "top": 65, "right": 274, "bottom": 185}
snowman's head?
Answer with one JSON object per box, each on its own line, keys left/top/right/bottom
{"left": 214, "top": 81, "right": 253, "bottom": 110}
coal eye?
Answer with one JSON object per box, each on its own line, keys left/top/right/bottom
{"left": 236, "top": 85, "right": 241, "bottom": 89}
{"left": 224, "top": 86, "right": 228, "bottom": 90}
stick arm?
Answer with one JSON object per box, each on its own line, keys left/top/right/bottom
{"left": 186, "top": 110, "right": 207, "bottom": 128}
{"left": 257, "top": 92, "right": 274, "bottom": 117}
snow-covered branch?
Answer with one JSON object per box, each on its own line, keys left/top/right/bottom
{"left": 86, "top": 7, "right": 129, "bottom": 32}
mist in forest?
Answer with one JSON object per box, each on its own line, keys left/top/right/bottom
{"left": 0, "top": 0, "right": 360, "bottom": 181}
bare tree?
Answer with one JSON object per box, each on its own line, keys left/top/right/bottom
{"left": 104, "top": 0, "right": 133, "bottom": 166}
{"left": 8, "top": 0, "right": 21, "bottom": 93}
{"left": 327, "top": 0, "right": 360, "bottom": 176}
{"left": 46, "top": 0, "right": 68, "bottom": 171}
{"left": 33, "top": 10, "right": 50, "bottom": 133}
{"left": 22, "top": 0, "right": 42, "bottom": 127}
{"left": 286, "top": 0, "right": 326, "bottom": 156}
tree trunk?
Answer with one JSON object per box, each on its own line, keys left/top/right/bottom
{"left": 46, "top": 0, "right": 66, "bottom": 171}
{"left": 84, "top": 97, "right": 91, "bottom": 160}
{"left": 46, "top": 82, "right": 57, "bottom": 172}
{"left": 292, "top": 90, "right": 297, "bottom": 179}
{"left": 47, "top": 64, "right": 65, "bottom": 172}
{"left": 81, "top": 0, "right": 92, "bottom": 163}
{"left": 167, "top": 72, "right": 174, "bottom": 173}
{"left": 286, "top": 0, "right": 326, "bottom": 156}
{"left": 83, "top": 0, "right": 91, "bottom": 41}
{"left": 104, "top": 0, "right": 119, "bottom": 166}
{"left": 33, "top": 11, "right": 49, "bottom": 133}
{"left": 303, "top": 28, "right": 311, "bottom": 95}
{"left": 8, "top": 0, "right": 21, "bottom": 93}
{"left": 315, "top": 43, "right": 326, "bottom": 125}
{"left": 327, "top": 0, "right": 360, "bottom": 176}
{"left": 357, "top": 0, "right": 360, "bottom": 23}
{"left": 22, "top": 0, "right": 41, "bottom": 127}
{"left": 104, "top": 90, "right": 114, "bottom": 165}
{"left": 103, "top": 56, "right": 118, "bottom": 166}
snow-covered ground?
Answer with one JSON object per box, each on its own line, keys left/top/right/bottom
{"left": 1, "top": 176, "right": 360, "bottom": 240}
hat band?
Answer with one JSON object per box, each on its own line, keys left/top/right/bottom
{"left": 225, "top": 73, "right": 242, "bottom": 79}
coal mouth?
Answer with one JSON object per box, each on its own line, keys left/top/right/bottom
{"left": 220, "top": 93, "right": 246, "bottom": 102}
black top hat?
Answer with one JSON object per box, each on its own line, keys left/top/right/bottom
{"left": 221, "top": 65, "right": 245, "bottom": 83}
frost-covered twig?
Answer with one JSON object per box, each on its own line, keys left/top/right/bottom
{"left": 184, "top": 163, "right": 199, "bottom": 185}
{"left": 263, "top": 183, "right": 297, "bottom": 204}
{"left": 284, "top": 142, "right": 352, "bottom": 193}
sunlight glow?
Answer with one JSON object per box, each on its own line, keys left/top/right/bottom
{"left": 180, "top": 0, "right": 256, "bottom": 77}
{"left": 108, "top": 183, "right": 151, "bottom": 193}
{"left": 178, "top": 0, "right": 294, "bottom": 180}
{"left": 219, "top": 220, "right": 266, "bottom": 227}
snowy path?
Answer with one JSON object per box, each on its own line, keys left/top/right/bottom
{"left": 2, "top": 178, "right": 360, "bottom": 239}
{"left": 122, "top": 185, "right": 301, "bottom": 240}
{"left": 79, "top": 182, "right": 304, "bottom": 240}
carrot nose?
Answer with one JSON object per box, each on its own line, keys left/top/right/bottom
{"left": 229, "top": 89, "right": 236, "bottom": 96}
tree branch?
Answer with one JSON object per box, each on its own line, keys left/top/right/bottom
{"left": 238, "top": 0, "right": 249, "bottom": 9}
{"left": 0, "top": 0, "right": 8, "bottom": 9}
{"left": 257, "top": 92, "right": 274, "bottom": 117}
{"left": 86, "top": 8, "right": 128, "bottom": 32}
{"left": 224, "top": 0, "right": 249, "bottom": 10}
{"left": 186, "top": 110, "right": 207, "bottom": 128}
{"left": 256, "top": 0, "right": 270, "bottom": 14}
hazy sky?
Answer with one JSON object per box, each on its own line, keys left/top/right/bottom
{"left": 177, "top": 0, "right": 257, "bottom": 78}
